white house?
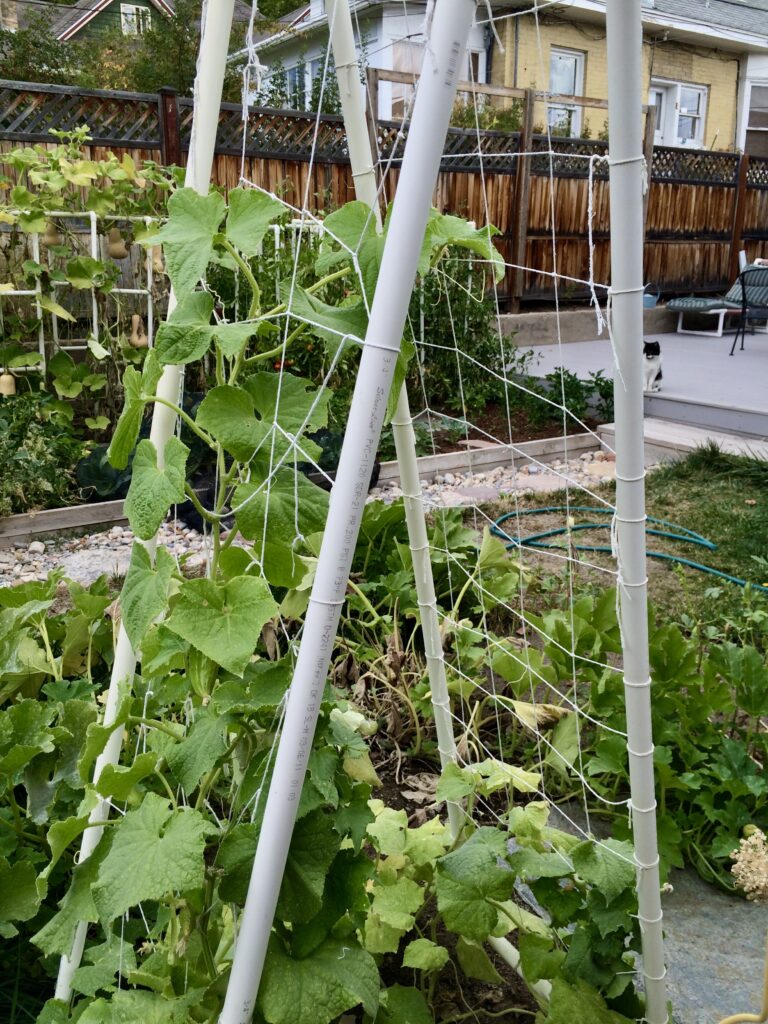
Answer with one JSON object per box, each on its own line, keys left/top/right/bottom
{"left": 248, "top": 0, "right": 491, "bottom": 120}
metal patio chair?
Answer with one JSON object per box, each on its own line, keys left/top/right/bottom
{"left": 729, "top": 265, "right": 768, "bottom": 356}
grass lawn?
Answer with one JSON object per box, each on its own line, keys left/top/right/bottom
{"left": 487, "top": 443, "right": 768, "bottom": 637}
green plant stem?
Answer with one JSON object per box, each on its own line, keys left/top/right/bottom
{"left": 0, "top": 813, "right": 41, "bottom": 845}
{"left": 219, "top": 239, "right": 261, "bottom": 319}
{"left": 128, "top": 716, "right": 184, "bottom": 740}
{"left": 154, "top": 767, "right": 178, "bottom": 809}
{"left": 150, "top": 396, "right": 216, "bottom": 450}
{"left": 194, "top": 734, "right": 243, "bottom": 811}
{"left": 242, "top": 321, "right": 308, "bottom": 368}
{"left": 184, "top": 484, "right": 217, "bottom": 525}
{"left": 259, "top": 265, "right": 351, "bottom": 321}
{"left": 346, "top": 580, "right": 382, "bottom": 626}
{"left": 37, "top": 617, "right": 62, "bottom": 682}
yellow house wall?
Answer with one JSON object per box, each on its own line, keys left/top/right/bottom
{"left": 491, "top": 17, "right": 740, "bottom": 148}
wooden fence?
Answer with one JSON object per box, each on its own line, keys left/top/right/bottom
{"left": 1, "top": 78, "right": 766, "bottom": 310}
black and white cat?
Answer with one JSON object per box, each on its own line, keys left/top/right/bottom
{"left": 643, "top": 340, "right": 663, "bottom": 392}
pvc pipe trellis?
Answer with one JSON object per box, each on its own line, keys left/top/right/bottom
{"left": 325, "top": 0, "right": 465, "bottom": 837}
{"left": 54, "top": 0, "right": 238, "bottom": 1003}
{"left": 217, "top": 2, "right": 478, "bottom": 1020}
{"left": 606, "top": 2, "right": 668, "bottom": 1021}
{"left": 0, "top": 211, "right": 159, "bottom": 369}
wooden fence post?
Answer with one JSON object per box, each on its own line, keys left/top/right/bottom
{"left": 364, "top": 69, "right": 380, "bottom": 159}
{"left": 159, "top": 86, "right": 181, "bottom": 167}
{"left": 729, "top": 153, "right": 750, "bottom": 282}
{"left": 510, "top": 88, "right": 534, "bottom": 312}
{"left": 641, "top": 107, "right": 655, "bottom": 229}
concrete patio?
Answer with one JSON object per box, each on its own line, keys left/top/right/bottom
{"left": 524, "top": 329, "right": 768, "bottom": 441}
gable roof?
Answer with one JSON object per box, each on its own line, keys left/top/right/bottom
{"left": 52, "top": 0, "right": 175, "bottom": 42}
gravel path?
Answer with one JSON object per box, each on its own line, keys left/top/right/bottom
{"left": 0, "top": 452, "right": 618, "bottom": 587}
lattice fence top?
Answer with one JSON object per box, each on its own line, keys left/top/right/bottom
{"left": 530, "top": 136, "right": 609, "bottom": 178}
{"left": 0, "top": 80, "right": 162, "bottom": 148}
{"left": 375, "top": 120, "right": 521, "bottom": 174}
{"left": 178, "top": 101, "right": 351, "bottom": 162}
{"left": 747, "top": 156, "right": 768, "bottom": 190}
{"left": 651, "top": 147, "right": 740, "bottom": 185}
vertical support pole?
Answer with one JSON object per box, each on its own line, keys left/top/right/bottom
{"left": 606, "top": 4, "right": 668, "bottom": 1024}
{"left": 218, "top": 5, "right": 477, "bottom": 1021}
{"left": 511, "top": 88, "right": 534, "bottom": 312}
{"left": 326, "top": 0, "right": 462, "bottom": 840}
{"left": 159, "top": 86, "right": 182, "bottom": 167}
{"left": 729, "top": 153, "right": 750, "bottom": 283}
{"left": 54, "top": 0, "right": 236, "bottom": 1004}
{"left": 89, "top": 211, "right": 99, "bottom": 344}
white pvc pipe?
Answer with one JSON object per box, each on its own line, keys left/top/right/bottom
{"left": 55, "top": 0, "right": 236, "bottom": 1003}
{"left": 218, "top": 4, "right": 477, "bottom": 1021}
{"left": 326, "top": 0, "right": 463, "bottom": 838}
{"left": 605, "top": 4, "right": 668, "bottom": 1023}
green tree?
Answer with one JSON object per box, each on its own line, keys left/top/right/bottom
{"left": 0, "top": 13, "right": 77, "bottom": 84}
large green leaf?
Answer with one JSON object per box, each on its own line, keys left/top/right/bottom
{"left": 233, "top": 470, "right": 329, "bottom": 587}
{"left": 378, "top": 985, "right": 434, "bottom": 1024}
{"left": 32, "top": 847, "right": 103, "bottom": 956}
{"left": 281, "top": 282, "right": 368, "bottom": 352}
{"left": 570, "top": 839, "right": 636, "bottom": 903}
{"left": 419, "top": 211, "right": 504, "bottom": 282}
{"left": 0, "top": 857, "right": 39, "bottom": 928}
{"left": 259, "top": 937, "right": 379, "bottom": 1024}
{"left": 76, "top": 989, "right": 194, "bottom": 1024}
{"left": 225, "top": 186, "right": 285, "bottom": 256}
{"left": 154, "top": 188, "right": 225, "bottom": 296}
{"left": 0, "top": 699, "right": 56, "bottom": 775}
{"left": 95, "top": 751, "right": 160, "bottom": 802}
{"left": 277, "top": 810, "right": 340, "bottom": 923}
{"left": 154, "top": 290, "right": 215, "bottom": 365}
{"left": 124, "top": 437, "right": 188, "bottom": 541}
{"left": 435, "top": 828, "right": 515, "bottom": 941}
{"left": 93, "top": 793, "right": 212, "bottom": 921}
{"left": 195, "top": 384, "right": 268, "bottom": 461}
{"left": 243, "top": 371, "right": 330, "bottom": 439}
{"left": 166, "top": 707, "right": 228, "bottom": 793}
{"left": 165, "top": 575, "right": 278, "bottom": 676}
{"left": 542, "top": 978, "right": 634, "bottom": 1024}
{"left": 121, "top": 544, "right": 176, "bottom": 649}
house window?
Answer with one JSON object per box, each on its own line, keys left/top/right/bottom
{"left": 120, "top": 3, "right": 151, "bottom": 35}
{"left": 649, "top": 79, "right": 707, "bottom": 147}
{"left": 548, "top": 48, "right": 585, "bottom": 136}
{"left": 745, "top": 83, "right": 768, "bottom": 158}
{"left": 286, "top": 64, "right": 306, "bottom": 110}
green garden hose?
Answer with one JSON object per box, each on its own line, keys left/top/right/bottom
{"left": 491, "top": 505, "right": 768, "bottom": 593}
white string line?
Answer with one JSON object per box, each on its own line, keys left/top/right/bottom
{"left": 476, "top": 0, "right": 575, "bottom": 24}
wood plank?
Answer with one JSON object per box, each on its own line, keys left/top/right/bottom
{"left": 0, "top": 499, "right": 128, "bottom": 545}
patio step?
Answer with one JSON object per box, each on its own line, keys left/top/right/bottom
{"left": 599, "top": 417, "right": 768, "bottom": 464}
{"left": 643, "top": 391, "right": 768, "bottom": 438}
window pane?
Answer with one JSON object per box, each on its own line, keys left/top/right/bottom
{"left": 550, "top": 51, "right": 578, "bottom": 94}
{"left": 678, "top": 115, "right": 698, "bottom": 140}
{"left": 548, "top": 104, "right": 575, "bottom": 134}
{"left": 649, "top": 90, "right": 664, "bottom": 131}
{"left": 745, "top": 129, "right": 768, "bottom": 159}
{"left": 679, "top": 88, "right": 701, "bottom": 115}
{"left": 749, "top": 86, "right": 768, "bottom": 129}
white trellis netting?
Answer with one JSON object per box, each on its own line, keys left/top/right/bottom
{"left": 54, "top": 1, "right": 667, "bottom": 1021}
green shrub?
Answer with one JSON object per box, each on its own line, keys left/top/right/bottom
{"left": 0, "top": 391, "right": 84, "bottom": 516}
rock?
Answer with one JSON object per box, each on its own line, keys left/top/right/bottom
{"left": 443, "top": 473, "right": 456, "bottom": 485}
{"left": 586, "top": 461, "right": 616, "bottom": 479}
{"left": 454, "top": 485, "right": 500, "bottom": 503}
{"left": 528, "top": 465, "right": 540, "bottom": 475}
{"left": 28, "top": 540, "right": 46, "bottom": 555}
{"left": 0, "top": 551, "right": 15, "bottom": 567}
